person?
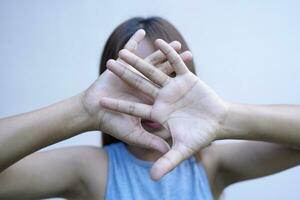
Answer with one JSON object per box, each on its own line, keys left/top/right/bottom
{"left": 0, "top": 17, "right": 299, "bottom": 200}
{"left": 100, "top": 36, "right": 300, "bottom": 179}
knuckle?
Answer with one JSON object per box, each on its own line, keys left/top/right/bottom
{"left": 164, "top": 47, "right": 172, "bottom": 56}
{"left": 146, "top": 56, "right": 157, "bottom": 65}
{"left": 134, "top": 57, "right": 143, "bottom": 67}
{"left": 170, "top": 56, "right": 182, "bottom": 65}
{"left": 128, "top": 103, "right": 135, "bottom": 114}
{"left": 120, "top": 67, "right": 128, "bottom": 79}
{"left": 150, "top": 87, "right": 158, "bottom": 97}
{"left": 162, "top": 77, "right": 171, "bottom": 86}
{"left": 146, "top": 67, "right": 156, "bottom": 77}
{"left": 133, "top": 75, "right": 143, "bottom": 87}
{"left": 162, "top": 155, "right": 175, "bottom": 169}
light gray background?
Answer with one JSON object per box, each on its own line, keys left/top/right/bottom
{"left": 1, "top": 0, "right": 299, "bottom": 199}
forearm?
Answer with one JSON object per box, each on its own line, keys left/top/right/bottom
{"left": 219, "top": 103, "right": 300, "bottom": 146}
{"left": 0, "top": 93, "right": 94, "bottom": 172}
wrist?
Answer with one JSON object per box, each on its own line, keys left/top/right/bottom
{"left": 69, "top": 93, "right": 98, "bottom": 132}
{"left": 216, "top": 102, "right": 246, "bottom": 140}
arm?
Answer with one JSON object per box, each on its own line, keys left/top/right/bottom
{"left": 100, "top": 39, "right": 300, "bottom": 180}
{"left": 211, "top": 104, "right": 300, "bottom": 189}
{"left": 218, "top": 104, "right": 300, "bottom": 146}
{"left": 0, "top": 95, "right": 102, "bottom": 199}
{"left": 0, "top": 30, "right": 179, "bottom": 198}
{"left": 0, "top": 146, "right": 107, "bottom": 200}
{"left": 0, "top": 94, "right": 93, "bottom": 172}
{"left": 0, "top": 29, "right": 176, "bottom": 173}
{"left": 212, "top": 141, "right": 300, "bottom": 189}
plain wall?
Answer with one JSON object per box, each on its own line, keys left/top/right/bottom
{"left": 0, "top": 0, "right": 299, "bottom": 199}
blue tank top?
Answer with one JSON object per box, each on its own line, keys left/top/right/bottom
{"left": 104, "top": 142, "right": 213, "bottom": 200}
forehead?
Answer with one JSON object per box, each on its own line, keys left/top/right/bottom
{"left": 135, "top": 38, "right": 155, "bottom": 59}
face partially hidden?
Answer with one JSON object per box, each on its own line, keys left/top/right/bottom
{"left": 133, "top": 38, "right": 171, "bottom": 140}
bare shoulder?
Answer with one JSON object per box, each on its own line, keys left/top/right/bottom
{"left": 41, "top": 145, "right": 109, "bottom": 199}
{"left": 0, "top": 145, "right": 108, "bottom": 200}
{"left": 195, "top": 143, "right": 220, "bottom": 182}
{"left": 197, "top": 140, "right": 300, "bottom": 199}
{"left": 194, "top": 143, "right": 232, "bottom": 198}
{"left": 40, "top": 145, "right": 108, "bottom": 173}
{"left": 62, "top": 145, "right": 109, "bottom": 199}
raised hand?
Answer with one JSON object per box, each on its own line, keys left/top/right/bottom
{"left": 82, "top": 30, "right": 192, "bottom": 154}
{"left": 100, "top": 39, "right": 228, "bottom": 180}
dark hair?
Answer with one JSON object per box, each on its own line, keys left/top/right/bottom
{"left": 99, "top": 17, "right": 196, "bottom": 146}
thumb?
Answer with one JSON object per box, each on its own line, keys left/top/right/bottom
{"left": 150, "top": 142, "right": 195, "bottom": 180}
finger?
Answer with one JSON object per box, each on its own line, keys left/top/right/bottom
{"left": 157, "top": 51, "right": 193, "bottom": 75}
{"left": 150, "top": 143, "right": 194, "bottom": 180}
{"left": 107, "top": 59, "right": 159, "bottom": 98}
{"left": 123, "top": 29, "right": 146, "bottom": 52}
{"left": 144, "top": 41, "right": 181, "bottom": 66}
{"left": 119, "top": 49, "right": 170, "bottom": 86}
{"left": 100, "top": 97, "right": 152, "bottom": 119}
{"left": 155, "top": 39, "right": 189, "bottom": 75}
{"left": 123, "top": 128, "right": 170, "bottom": 154}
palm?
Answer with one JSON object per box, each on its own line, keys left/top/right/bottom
{"left": 101, "top": 39, "right": 227, "bottom": 180}
{"left": 151, "top": 72, "right": 225, "bottom": 154}
{"left": 81, "top": 30, "right": 171, "bottom": 153}
{"left": 84, "top": 70, "right": 141, "bottom": 135}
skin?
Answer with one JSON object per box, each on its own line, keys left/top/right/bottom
{"left": 101, "top": 39, "right": 300, "bottom": 178}
{"left": 0, "top": 30, "right": 300, "bottom": 200}
{"left": 101, "top": 38, "right": 300, "bottom": 194}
